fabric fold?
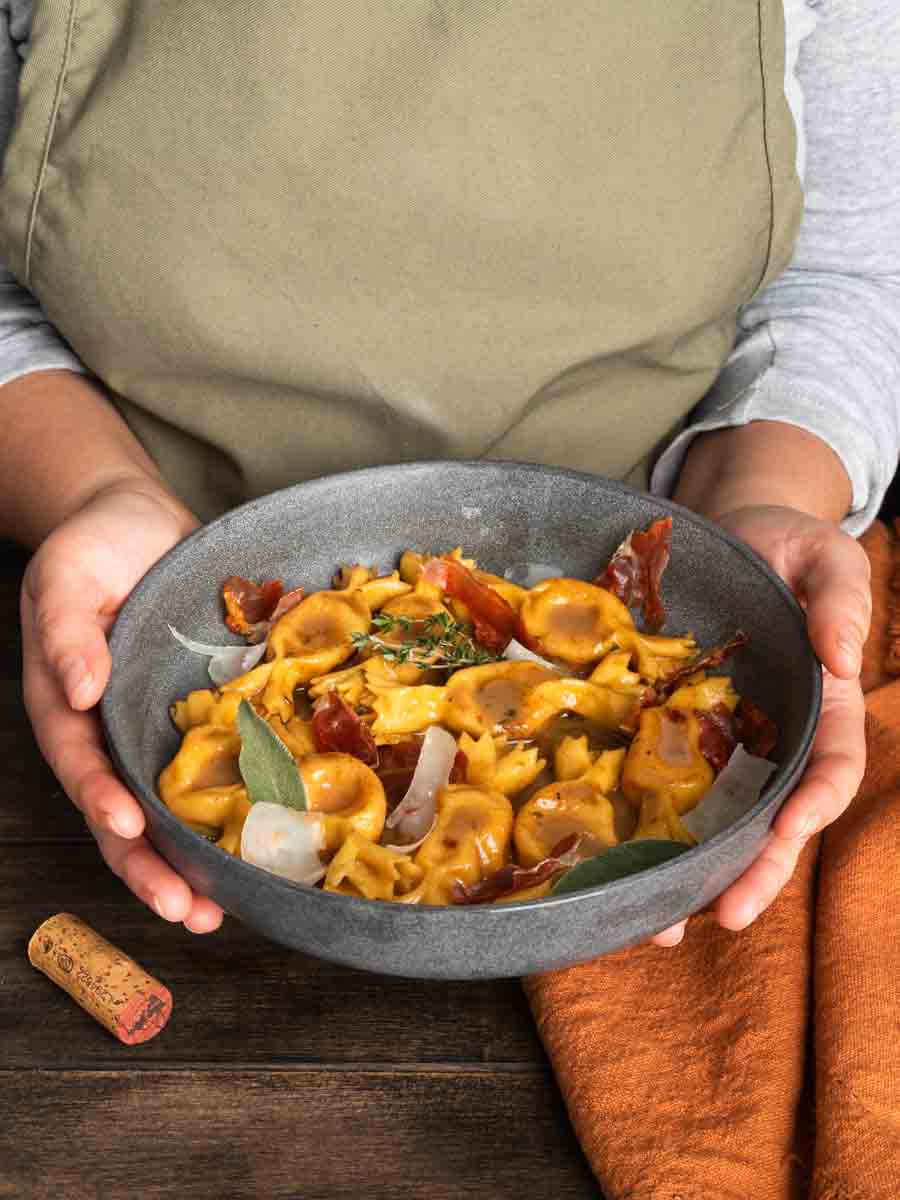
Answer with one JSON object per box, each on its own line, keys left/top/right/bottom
{"left": 525, "top": 841, "right": 818, "bottom": 1200}
{"left": 526, "top": 520, "right": 900, "bottom": 1200}
{"left": 811, "top": 684, "right": 900, "bottom": 1200}
{"left": 860, "top": 521, "right": 894, "bottom": 695}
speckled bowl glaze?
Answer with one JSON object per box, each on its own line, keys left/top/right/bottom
{"left": 101, "top": 461, "right": 820, "bottom": 980}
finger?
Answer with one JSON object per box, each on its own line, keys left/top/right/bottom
{"left": 716, "top": 676, "right": 865, "bottom": 929}
{"left": 26, "top": 707, "right": 146, "bottom": 838}
{"left": 29, "top": 657, "right": 225, "bottom": 929}
{"left": 22, "top": 631, "right": 146, "bottom": 839}
{"left": 649, "top": 920, "right": 687, "bottom": 947}
{"left": 800, "top": 534, "right": 871, "bottom": 680}
{"left": 23, "top": 564, "right": 224, "bottom": 930}
{"left": 66, "top": 758, "right": 147, "bottom": 839}
{"left": 23, "top": 555, "right": 113, "bottom": 710}
{"left": 91, "top": 824, "right": 195, "bottom": 922}
{"left": 22, "top": 591, "right": 145, "bottom": 838}
{"left": 774, "top": 674, "right": 865, "bottom": 841}
{"left": 184, "top": 897, "right": 226, "bottom": 934}
{"left": 714, "top": 831, "right": 806, "bottom": 931}
{"left": 91, "top": 826, "right": 225, "bottom": 929}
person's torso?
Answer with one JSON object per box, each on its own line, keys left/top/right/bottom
{"left": 0, "top": 1, "right": 802, "bottom": 519}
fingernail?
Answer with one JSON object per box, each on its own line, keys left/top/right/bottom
{"left": 800, "top": 811, "right": 819, "bottom": 839}
{"left": 100, "top": 808, "right": 130, "bottom": 839}
{"left": 60, "top": 656, "right": 88, "bottom": 706}
{"left": 183, "top": 918, "right": 212, "bottom": 936}
{"left": 72, "top": 671, "right": 95, "bottom": 709}
{"left": 785, "top": 810, "right": 819, "bottom": 840}
{"left": 837, "top": 631, "right": 862, "bottom": 673}
{"left": 151, "top": 894, "right": 177, "bottom": 921}
{"left": 734, "top": 901, "right": 759, "bottom": 931}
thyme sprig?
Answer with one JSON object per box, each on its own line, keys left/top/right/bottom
{"left": 351, "top": 611, "right": 499, "bottom": 671}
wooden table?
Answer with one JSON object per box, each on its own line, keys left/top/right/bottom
{"left": 0, "top": 541, "right": 599, "bottom": 1200}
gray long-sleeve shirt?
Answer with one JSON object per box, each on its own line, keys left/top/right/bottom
{"left": 1, "top": 0, "right": 899, "bottom": 534}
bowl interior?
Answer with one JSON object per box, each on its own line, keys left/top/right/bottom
{"left": 101, "top": 461, "right": 820, "bottom": 974}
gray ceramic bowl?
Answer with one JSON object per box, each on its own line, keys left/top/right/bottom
{"left": 101, "top": 461, "right": 820, "bottom": 979}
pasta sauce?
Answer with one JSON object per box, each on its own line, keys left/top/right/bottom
{"left": 160, "top": 522, "right": 776, "bottom": 905}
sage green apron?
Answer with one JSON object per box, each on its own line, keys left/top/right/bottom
{"left": 0, "top": 0, "right": 801, "bottom": 522}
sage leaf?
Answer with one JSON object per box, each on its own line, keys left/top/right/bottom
{"left": 236, "top": 699, "right": 307, "bottom": 811}
{"left": 551, "top": 839, "right": 690, "bottom": 896}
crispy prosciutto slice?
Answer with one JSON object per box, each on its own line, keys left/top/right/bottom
{"left": 377, "top": 740, "right": 467, "bottom": 810}
{"left": 265, "top": 587, "right": 308, "bottom": 624}
{"left": 375, "top": 741, "right": 423, "bottom": 808}
{"left": 385, "top": 725, "right": 460, "bottom": 844}
{"left": 420, "top": 556, "right": 519, "bottom": 653}
{"left": 595, "top": 516, "right": 672, "bottom": 632}
{"left": 222, "top": 576, "right": 305, "bottom": 643}
{"left": 696, "top": 695, "right": 777, "bottom": 769}
{"left": 697, "top": 703, "right": 738, "bottom": 773}
{"left": 452, "top": 834, "right": 583, "bottom": 905}
{"left": 735, "top": 696, "right": 778, "bottom": 758}
{"left": 312, "top": 691, "right": 379, "bottom": 767}
{"left": 652, "top": 632, "right": 750, "bottom": 703}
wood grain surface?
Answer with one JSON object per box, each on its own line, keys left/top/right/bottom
{"left": 0, "top": 1069, "right": 591, "bottom": 1200}
{"left": 0, "top": 541, "right": 599, "bottom": 1199}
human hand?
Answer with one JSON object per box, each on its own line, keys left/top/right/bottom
{"left": 21, "top": 479, "right": 225, "bottom": 932}
{"left": 651, "top": 504, "right": 869, "bottom": 946}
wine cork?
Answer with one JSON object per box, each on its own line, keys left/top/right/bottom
{"left": 28, "top": 913, "right": 172, "bottom": 1045}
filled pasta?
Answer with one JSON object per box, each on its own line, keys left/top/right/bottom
{"left": 160, "top": 520, "right": 777, "bottom": 905}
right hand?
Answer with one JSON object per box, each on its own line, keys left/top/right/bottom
{"left": 21, "top": 478, "right": 224, "bottom": 932}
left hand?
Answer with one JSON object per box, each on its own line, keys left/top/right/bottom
{"left": 20, "top": 478, "right": 224, "bottom": 933}
{"left": 651, "top": 504, "right": 870, "bottom": 946}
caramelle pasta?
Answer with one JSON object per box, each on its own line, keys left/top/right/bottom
{"left": 159, "top": 520, "right": 776, "bottom": 905}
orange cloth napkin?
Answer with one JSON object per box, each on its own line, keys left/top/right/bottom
{"left": 526, "top": 520, "right": 900, "bottom": 1200}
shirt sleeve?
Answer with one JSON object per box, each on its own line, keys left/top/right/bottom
{"left": 650, "top": 0, "right": 900, "bottom": 537}
{"left": 0, "top": 1, "right": 87, "bottom": 389}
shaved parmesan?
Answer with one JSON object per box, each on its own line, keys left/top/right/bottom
{"left": 502, "top": 638, "right": 558, "bottom": 671}
{"left": 386, "top": 725, "right": 457, "bottom": 841}
{"left": 658, "top": 711, "right": 693, "bottom": 767}
{"left": 240, "top": 801, "right": 326, "bottom": 885}
{"left": 681, "top": 745, "right": 777, "bottom": 842}
{"left": 385, "top": 817, "right": 438, "bottom": 855}
{"left": 167, "top": 624, "right": 268, "bottom": 685}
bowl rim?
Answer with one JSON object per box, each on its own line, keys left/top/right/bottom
{"left": 101, "top": 458, "right": 822, "bottom": 917}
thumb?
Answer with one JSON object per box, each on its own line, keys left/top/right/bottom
{"left": 796, "top": 530, "right": 871, "bottom": 680}
{"left": 22, "top": 549, "right": 113, "bottom": 711}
